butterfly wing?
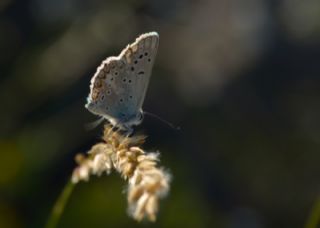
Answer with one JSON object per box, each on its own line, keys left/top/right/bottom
{"left": 86, "top": 32, "right": 159, "bottom": 127}
{"left": 86, "top": 57, "right": 129, "bottom": 125}
{"left": 121, "top": 32, "right": 159, "bottom": 111}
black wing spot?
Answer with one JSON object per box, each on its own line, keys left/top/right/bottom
{"left": 138, "top": 71, "right": 145, "bottom": 75}
{"left": 115, "top": 72, "right": 118, "bottom": 75}
{"left": 107, "top": 90, "right": 111, "bottom": 95}
{"left": 101, "top": 95, "right": 105, "bottom": 100}
{"left": 131, "top": 67, "right": 135, "bottom": 71}
{"left": 134, "top": 60, "right": 138, "bottom": 64}
{"left": 129, "top": 95, "right": 133, "bottom": 99}
{"left": 111, "top": 77, "right": 114, "bottom": 81}
{"left": 144, "top": 52, "right": 148, "bottom": 56}
{"left": 120, "top": 98, "right": 123, "bottom": 103}
{"left": 122, "top": 78, "right": 127, "bottom": 83}
{"left": 128, "top": 79, "right": 132, "bottom": 83}
{"left": 139, "top": 54, "right": 143, "bottom": 59}
{"left": 148, "top": 58, "right": 151, "bottom": 62}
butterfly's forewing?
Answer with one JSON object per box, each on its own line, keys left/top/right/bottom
{"left": 121, "top": 32, "right": 159, "bottom": 110}
{"left": 86, "top": 32, "right": 159, "bottom": 126}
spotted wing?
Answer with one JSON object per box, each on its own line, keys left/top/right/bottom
{"left": 120, "top": 32, "right": 159, "bottom": 111}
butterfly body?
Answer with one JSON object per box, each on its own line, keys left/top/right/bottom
{"left": 86, "top": 32, "right": 159, "bottom": 131}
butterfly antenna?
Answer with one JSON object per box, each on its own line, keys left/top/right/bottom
{"left": 144, "top": 111, "right": 180, "bottom": 130}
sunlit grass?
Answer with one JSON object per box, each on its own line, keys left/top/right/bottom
{"left": 45, "top": 125, "right": 170, "bottom": 227}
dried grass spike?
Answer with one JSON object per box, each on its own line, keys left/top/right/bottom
{"left": 70, "top": 124, "right": 171, "bottom": 222}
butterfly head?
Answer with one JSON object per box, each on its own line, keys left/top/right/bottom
{"left": 118, "top": 109, "right": 144, "bottom": 128}
{"left": 86, "top": 99, "right": 144, "bottom": 131}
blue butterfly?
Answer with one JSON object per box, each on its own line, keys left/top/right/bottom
{"left": 85, "top": 32, "right": 159, "bottom": 132}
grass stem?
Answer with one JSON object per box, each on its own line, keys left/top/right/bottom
{"left": 45, "top": 180, "right": 75, "bottom": 228}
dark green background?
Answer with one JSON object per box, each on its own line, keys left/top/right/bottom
{"left": 0, "top": 0, "right": 319, "bottom": 227}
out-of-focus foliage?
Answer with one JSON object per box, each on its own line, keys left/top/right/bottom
{"left": 0, "top": 0, "right": 319, "bottom": 227}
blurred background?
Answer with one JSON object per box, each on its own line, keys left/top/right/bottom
{"left": 0, "top": 0, "right": 320, "bottom": 227}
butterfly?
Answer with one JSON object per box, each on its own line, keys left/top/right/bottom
{"left": 85, "top": 32, "right": 159, "bottom": 132}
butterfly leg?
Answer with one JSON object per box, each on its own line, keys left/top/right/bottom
{"left": 124, "top": 127, "right": 133, "bottom": 137}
